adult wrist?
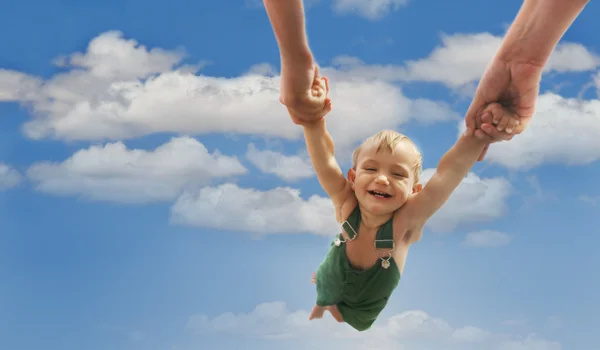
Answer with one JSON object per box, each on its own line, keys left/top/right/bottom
{"left": 281, "top": 50, "right": 314, "bottom": 67}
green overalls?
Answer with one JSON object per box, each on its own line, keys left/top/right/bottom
{"left": 315, "top": 205, "right": 401, "bottom": 331}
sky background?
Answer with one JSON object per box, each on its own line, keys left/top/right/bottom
{"left": 0, "top": 0, "right": 599, "bottom": 349}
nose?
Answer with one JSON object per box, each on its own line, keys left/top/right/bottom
{"left": 375, "top": 175, "right": 389, "bottom": 185}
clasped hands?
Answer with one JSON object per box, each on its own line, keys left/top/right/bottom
{"left": 279, "top": 57, "right": 543, "bottom": 161}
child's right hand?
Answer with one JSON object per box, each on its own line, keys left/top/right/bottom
{"left": 280, "top": 63, "right": 332, "bottom": 125}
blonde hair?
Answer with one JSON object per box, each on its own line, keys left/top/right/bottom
{"left": 351, "top": 130, "right": 423, "bottom": 182}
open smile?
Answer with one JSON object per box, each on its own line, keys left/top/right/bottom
{"left": 368, "top": 190, "right": 392, "bottom": 199}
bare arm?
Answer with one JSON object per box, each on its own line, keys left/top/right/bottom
{"left": 497, "top": 0, "right": 590, "bottom": 66}
{"left": 406, "top": 133, "right": 488, "bottom": 229}
{"left": 263, "top": 0, "right": 313, "bottom": 63}
{"left": 302, "top": 120, "right": 351, "bottom": 207}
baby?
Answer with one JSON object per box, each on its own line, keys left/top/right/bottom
{"left": 296, "top": 77, "right": 518, "bottom": 331}
{"left": 262, "top": 0, "right": 519, "bottom": 332}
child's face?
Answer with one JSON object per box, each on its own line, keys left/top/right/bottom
{"left": 350, "top": 141, "right": 420, "bottom": 216}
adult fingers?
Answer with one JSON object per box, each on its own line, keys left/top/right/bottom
{"left": 463, "top": 92, "right": 486, "bottom": 131}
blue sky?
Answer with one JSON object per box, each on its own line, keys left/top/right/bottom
{"left": 0, "top": 0, "right": 598, "bottom": 349}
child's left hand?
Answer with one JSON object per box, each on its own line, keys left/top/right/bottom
{"left": 468, "top": 102, "right": 523, "bottom": 144}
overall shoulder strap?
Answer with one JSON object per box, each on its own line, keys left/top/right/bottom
{"left": 341, "top": 205, "right": 360, "bottom": 240}
{"left": 374, "top": 217, "right": 394, "bottom": 249}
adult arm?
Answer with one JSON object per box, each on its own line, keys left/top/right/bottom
{"left": 263, "top": 0, "right": 313, "bottom": 62}
{"left": 496, "top": 0, "right": 590, "bottom": 66}
{"left": 465, "top": 0, "right": 590, "bottom": 160}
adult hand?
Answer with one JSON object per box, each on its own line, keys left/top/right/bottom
{"left": 280, "top": 62, "right": 332, "bottom": 125}
{"left": 465, "top": 57, "right": 544, "bottom": 160}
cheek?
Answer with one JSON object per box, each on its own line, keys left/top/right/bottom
{"left": 396, "top": 181, "right": 412, "bottom": 194}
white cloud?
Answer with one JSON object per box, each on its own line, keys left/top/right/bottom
{"left": 409, "top": 98, "right": 462, "bottom": 124}
{"left": 420, "top": 170, "right": 512, "bottom": 233}
{"left": 332, "top": 0, "right": 409, "bottom": 20}
{"left": 326, "top": 33, "right": 599, "bottom": 89}
{"left": 26, "top": 137, "right": 247, "bottom": 203}
{"left": 0, "top": 163, "right": 22, "bottom": 190}
{"left": 463, "top": 230, "right": 513, "bottom": 247}
{"left": 0, "top": 69, "right": 42, "bottom": 101}
{"left": 170, "top": 183, "right": 339, "bottom": 237}
{"left": 2, "top": 31, "right": 296, "bottom": 142}
{"left": 245, "top": 63, "right": 277, "bottom": 77}
{"left": 0, "top": 31, "right": 456, "bottom": 151}
{"left": 546, "top": 42, "right": 600, "bottom": 73}
{"left": 188, "top": 301, "right": 560, "bottom": 350}
{"left": 400, "top": 33, "right": 503, "bottom": 88}
{"left": 246, "top": 143, "right": 314, "bottom": 181}
{"left": 171, "top": 169, "right": 511, "bottom": 236}
{"left": 477, "top": 93, "right": 600, "bottom": 170}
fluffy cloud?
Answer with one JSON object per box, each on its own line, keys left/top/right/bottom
{"left": 326, "top": 33, "right": 600, "bottom": 89}
{"left": 477, "top": 93, "right": 600, "bottom": 170}
{"left": 332, "top": 0, "right": 408, "bottom": 20}
{"left": 420, "top": 170, "right": 512, "bottom": 233}
{"left": 463, "top": 230, "right": 513, "bottom": 247}
{"left": 170, "top": 183, "right": 339, "bottom": 237}
{"left": 187, "top": 301, "right": 561, "bottom": 350}
{"left": 246, "top": 143, "right": 314, "bottom": 181}
{"left": 0, "top": 31, "right": 454, "bottom": 151}
{"left": 0, "top": 163, "right": 22, "bottom": 190}
{"left": 26, "top": 137, "right": 247, "bottom": 203}
{"left": 0, "top": 70, "right": 42, "bottom": 101}
{"left": 170, "top": 169, "right": 511, "bottom": 236}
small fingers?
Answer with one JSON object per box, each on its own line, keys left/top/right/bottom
{"left": 504, "top": 117, "right": 520, "bottom": 134}
{"left": 311, "top": 76, "right": 328, "bottom": 97}
{"left": 480, "top": 112, "right": 493, "bottom": 125}
{"left": 480, "top": 123, "right": 513, "bottom": 141}
{"left": 496, "top": 115, "right": 511, "bottom": 132}
{"left": 492, "top": 109, "right": 502, "bottom": 126}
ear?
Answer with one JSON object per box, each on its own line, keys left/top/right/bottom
{"left": 412, "top": 183, "right": 423, "bottom": 194}
{"left": 347, "top": 168, "right": 356, "bottom": 190}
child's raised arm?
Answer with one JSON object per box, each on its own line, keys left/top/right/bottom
{"left": 303, "top": 119, "right": 352, "bottom": 210}
{"left": 405, "top": 103, "right": 517, "bottom": 230}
